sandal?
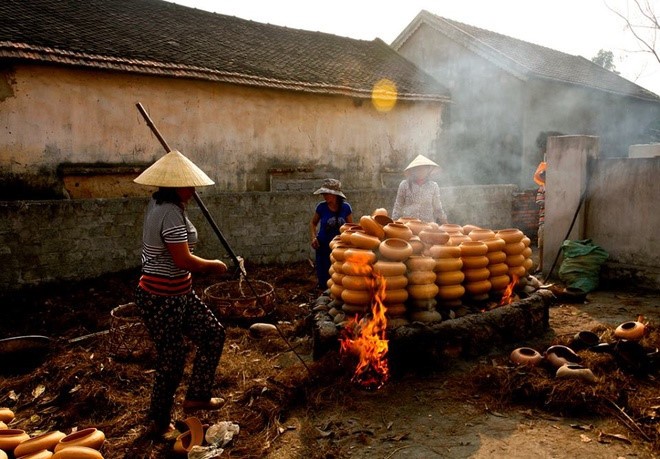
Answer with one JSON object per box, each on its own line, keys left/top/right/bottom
{"left": 182, "top": 397, "right": 225, "bottom": 412}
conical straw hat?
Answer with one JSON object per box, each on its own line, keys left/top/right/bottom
{"left": 404, "top": 154, "right": 440, "bottom": 171}
{"left": 134, "top": 150, "right": 214, "bottom": 187}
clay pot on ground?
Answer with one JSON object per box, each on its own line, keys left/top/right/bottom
{"left": 614, "top": 320, "right": 645, "bottom": 340}
{"left": 570, "top": 331, "right": 600, "bottom": 350}
{"left": 17, "top": 449, "right": 55, "bottom": 459}
{"left": 510, "top": 347, "right": 543, "bottom": 366}
{"left": 555, "top": 364, "right": 597, "bottom": 383}
{"left": 544, "top": 345, "right": 581, "bottom": 368}
{"left": 52, "top": 446, "right": 102, "bottom": 459}
{"left": 54, "top": 428, "right": 105, "bottom": 453}
{"left": 173, "top": 417, "right": 205, "bottom": 455}
{"left": 0, "top": 429, "right": 31, "bottom": 453}
{"left": 14, "top": 430, "right": 66, "bottom": 457}
{"left": 0, "top": 408, "right": 14, "bottom": 423}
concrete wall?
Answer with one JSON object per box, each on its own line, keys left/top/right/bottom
{"left": 542, "top": 136, "right": 659, "bottom": 289}
{"left": 0, "top": 64, "right": 444, "bottom": 196}
{"left": 0, "top": 184, "right": 517, "bottom": 292}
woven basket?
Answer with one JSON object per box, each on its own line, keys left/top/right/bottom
{"left": 105, "top": 302, "right": 152, "bottom": 358}
{"left": 203, "top": 279, "right": 275, "bottom": 321}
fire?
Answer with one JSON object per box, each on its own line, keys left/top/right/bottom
{"left": 499, "top": 274, "right": 519, "bottom": 305}
{"left": 339, "top": 251, "right": 389, "bottom": 390}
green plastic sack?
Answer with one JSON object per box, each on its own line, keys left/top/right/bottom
{"left": 558, "top": 239, "right": 609, "bottom": 293}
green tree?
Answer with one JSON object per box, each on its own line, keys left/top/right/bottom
{"left": 591, "top": 49, "right": 619, "bottom": 72}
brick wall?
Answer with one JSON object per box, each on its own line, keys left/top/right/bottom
{"left": 512, "top": 189, "right": 540, "bottom": 244}
{"left": 0, "top": 185, "right": 519, "bottom": 292}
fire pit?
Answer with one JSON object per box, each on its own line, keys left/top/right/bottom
{"left": 313, "top": 288, "right": 553, "bottom": 377}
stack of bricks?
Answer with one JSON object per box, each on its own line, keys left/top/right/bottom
{"left": 512, "top": 190, "right": 539, "bottom": 244}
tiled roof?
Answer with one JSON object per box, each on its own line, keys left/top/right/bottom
{"left": 392, "top": 10, "right": 659, "bottom": 102}
{"left": 0, "top": 0, "right": 449, "bottom": 101}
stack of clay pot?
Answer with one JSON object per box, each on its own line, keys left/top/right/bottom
{"left": 340, "top": 247, "right": 378, "bottom": 317}
{"left": 0, "top": 407, "right": 106, "bottom": 459}
{"left": 405, "top": 255, "right": 441, "bottom": 323}
{"left": 496, "top": 228, "right": 527, "bottom": 280}
{"left": 373, "top": 259, "right": 409, "bottom": 327}
{"left": 459, "top": 241, "right": 492, "bottom": 301}
{"left": 468, "top": 229, "right": 511, "bottom": 294}
{"left": 441, "top": 223, "right": 472, "bottom": 246}
{"left": 431, "top": 243, "right": 465, "bottom": 309}
{"left": 521, "top": 234, "right": 534, "bottom": 274}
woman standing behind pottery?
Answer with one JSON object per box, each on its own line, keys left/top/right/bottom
{"left": 133, "top": 150, "right": 229, "bottom": 436}
{"left": 310, "top": 178, "right": 353, "bottom": 290}
{"left": 392, "top": 154, "right": 448, "bottom": 224}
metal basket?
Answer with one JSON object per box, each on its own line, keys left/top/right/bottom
{"left": 203, "top": 279, "right": 275, "bottom": 321}
{"left": 105, "top": 302, "right": 152, "bottom": 358}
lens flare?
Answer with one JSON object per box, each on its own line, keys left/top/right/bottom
{"left": 371, "top": 78, "right": 398, "bottom": 112}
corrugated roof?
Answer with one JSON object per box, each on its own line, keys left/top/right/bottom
{"left": 0, "top": 0, "right": 450, "bottom": 101}
{"left": 392, "top": 10, "right": 659, "bottom": 102}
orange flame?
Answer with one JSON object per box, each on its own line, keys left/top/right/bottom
{"left": 339, "top": 251, "right": 389, "bottom": 390}
{"left": 499, "top": 274, "right": 519, "bottom": 306}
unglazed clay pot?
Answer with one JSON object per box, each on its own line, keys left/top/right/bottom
{"left": 429, "top": 245, "right": 461, "bottom": 259}
{"left": 383, "top": 222, "right": 413, "bottom": 241}
{"left": 486, "top": 251, "right": 507, "bottom": 264}
{"left": 408, "top": 236, "right": 424, "bottom": 254}
{"left": 0, "top": 408, "right": 14, "bottom": 423}
{"left": 350, "top": 231, "right": 381, "bottom": 250}
{"left": 463, "top": 267, "right": 491, "bottom": 282}
{"left": 14, "top": 430, "right": 66, "bottom": 457}
{"left": 405, "top": 220, "right": 432, "bottom": 235}
{"left": 468, "top": 228, "right": 495, "bottom": 241}
{"left": 381, "top": 288, "right": 409, "bottom": 304}
{"left": 406, "top": 270, "right": 437, "bottom": 285}
{"left": 461, "top": 255, "right": 489, "bottom": 269}
{"left": 555, "top": 364, "right": 597, "bottom": 383}
{"left": 419, "top": 229, "right": 450, "bottom": 245}
{"left": 407, "top": 283, "right": 439, "bottom": 300}
{"left": 52, "top": 446, "right": 102, "bottom": 459}
{"left": 435, "top": 257, "right": 463, "bottom": 272}
{"left": 54, "top": 428, "right": 105, "bottom": 453}
{"left": 359, "top": 215, "right": 386, "bottom": 239}
{"left": 489, "top": 274, "right": 511, "bottom": 291}
{"left": 372, "top": 214, "right": 393, "bottom": 227}
{"left": 341, "top": 288, "right": 372, "bottom": 306}
{"left": 439, "top": 223, "right": 463, "bottom": 233}
{"left": 435, "top": 270, "right": 465, "bottom": 286}
{"left": 372, "top": 208, "right": 389, "bottom": 217}
{"left": 448, "top": 234, "right": 472, "bottom": 246}
{"left": 614, "top": 320, "right": 645, "bottom": 340}
{"left": 482, "top": 237, "right": 506, "bottom": 252}
{"left": 340, "top": 223, "right": 361, "bottom": 233}
{"left": 344, "top": 248, "right": 377, "bottom": 265}
{"left": 496, "top": 228, "right": 524, "bottom": 243}
{"left": 372, "top": 260, "right": 407, "bottom": 277}
{"left": 378, "top": 238, "right": 413, "bottom": 261}
{"left": 14, "top": 449, "right": 53, "bottom": 459}
{"left": 503, "top": 241, "right": 526, "bottom": 255}
{"left": 464, "top": 279, "right": 491, "bottom": 296}
{"left": 510, "top": 347, "right": 543, "bottom": 366}
{"left": 437, "top": 284, "right": 465, "bottom": 300}
{"left": 341, "top": 275, "right": 372, "bottom": 291}
{"left": 488, "top": 262, "right": 509, "bottom": 277}
{"left": 406, "top": 255, "right": 437, "bottom": 272}
{"left": 0, "top": 429, "right": 30, "bottom": 453}
{"left": 173, "top": 417, "right": 205, "bottom": 455}
{"left": 382, "top": 275, "right": 408, "bottom": 290}
{"left": 459, "top": 241, "right": 488, "bottom": 257}
{"left": 545, "top": 345, "right": 581, "bottom": 368}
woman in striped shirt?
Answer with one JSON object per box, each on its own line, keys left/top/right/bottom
{"left": 133, "top": 150, "right": 228, "bottom": 436}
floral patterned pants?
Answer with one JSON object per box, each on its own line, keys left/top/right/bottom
{"left": 135, "top": 286, "right": 225, "bottom": 427}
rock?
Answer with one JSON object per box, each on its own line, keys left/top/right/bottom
{"left": 249, "top": 323, "right": 278, "bottom": 338}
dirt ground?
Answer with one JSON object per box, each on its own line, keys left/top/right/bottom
{"left": 0, "top": 261, "right": 658, "bottom": 459}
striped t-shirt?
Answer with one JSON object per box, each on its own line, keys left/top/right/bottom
{"left": 138, "top": 199, "right": 197, "bottom": 295}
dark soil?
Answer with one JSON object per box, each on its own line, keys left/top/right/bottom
{"left": 0, "top": 262, "right": 658, "bottom": 458}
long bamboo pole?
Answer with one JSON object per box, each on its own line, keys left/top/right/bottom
{"left": 135, "top": 102, "right": 311, "bottom": 374}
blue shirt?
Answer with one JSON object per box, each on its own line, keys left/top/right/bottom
{"left": 315, "top": 201, "right": 352, "bottom": 244}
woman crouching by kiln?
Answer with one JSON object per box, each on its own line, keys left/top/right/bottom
{"left": 133, "top": 150, "right": 228, "bottom": 435}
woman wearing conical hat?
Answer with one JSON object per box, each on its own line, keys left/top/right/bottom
{"left": 133, "top": 150, "right": 228, "bottom": 436}
{"left": 391, "top": 154, "right": 448, "bottom": 224}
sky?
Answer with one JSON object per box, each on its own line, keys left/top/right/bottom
{"left": 170, "top": 0, "right": 660, "bottom": 96}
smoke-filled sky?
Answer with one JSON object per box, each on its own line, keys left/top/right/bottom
{"left": 170, "top": 0, "right": 660, "bottom": 97}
